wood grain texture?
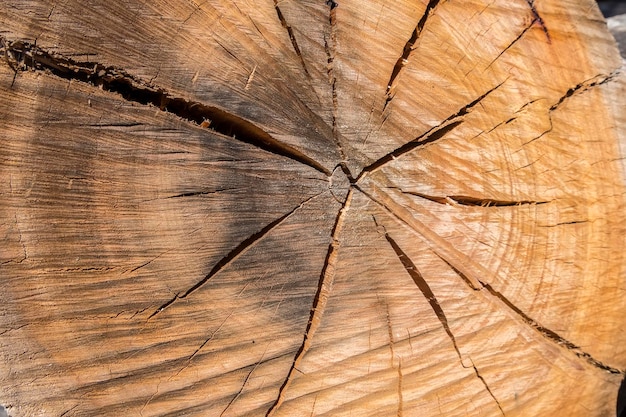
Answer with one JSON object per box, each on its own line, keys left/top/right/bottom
{"left": 1, "top": 0, "right": 625, "bottom": 416}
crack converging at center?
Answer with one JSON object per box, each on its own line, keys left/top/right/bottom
{"left": 0, "top": 36, "right": 330, "bottom": 176}
{"left": 2, "top": 8, "right": 624, "bottom": 414}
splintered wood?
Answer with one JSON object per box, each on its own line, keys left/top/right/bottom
{"left": 1, "top": 0, "right": 625, "bottom": 416}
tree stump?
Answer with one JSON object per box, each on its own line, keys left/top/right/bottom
{"left": 1, "top": 0, "right": 625, "bottom": 416}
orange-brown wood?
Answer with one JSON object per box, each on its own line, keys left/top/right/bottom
{"left": 1, "top": 1, "right": 625, "bottom": 416}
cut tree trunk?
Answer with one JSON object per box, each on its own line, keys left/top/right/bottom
{"left": 1, "top": 1, "right": 625, "bottom": 416}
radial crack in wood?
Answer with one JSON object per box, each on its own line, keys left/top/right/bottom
{"left": 1, "top": 0, "right": 625, "bottom": 416}
{"left": 0, "top": 36, "right": 330, "bottom": 176}
{"left": 267, "top": 189, "right": 353, "bottom": 416}
{"left": 376, "top": 219, "right": 504, "bottom": 416}
{"left": 359, "top": 80, "right": 504, "bottom": 178}
{"left": 370, "top": 184, "right": 625, "bottom": 376}
{"left": 273, "top": 3, "right": 309, "bottom": 77}
{"left": 486, "top": 18, "right": 537, "bottom": 70}
{"left": 148, "top": 192, "right": 325, "bottom": 319}
{"left": 358, "top": 180, "right": 487, "bottom": 290}
{"left": 395, "top": 188, "right": 551, "bottom": 207}
{"left": 375, "top": 218, "right": 463, "bottom": 357}
{"left": 522, "top": 71, "right": 620, "bottom": 147}
{"left": 479, "top": 281, "right": 625, "bottom": 375}
{"left": 525, "top": 0, "right": 551, "bottom": 41}
{"left": 385, "top": 0, "right": 441, "bottom": 102}
{"left": 549, "top": 71, "right": 620, "bottom": 111}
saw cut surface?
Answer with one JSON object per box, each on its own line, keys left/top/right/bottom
{"left": 1, "top": 0, "right": 625, "bottom": 416}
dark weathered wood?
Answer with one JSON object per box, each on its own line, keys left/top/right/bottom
{"left": 1, "top": 1, "right": 625, "bottom": 416}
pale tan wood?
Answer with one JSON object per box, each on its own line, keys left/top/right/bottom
{"left": 1, "top": 1, "right": 625, "bottom": 416}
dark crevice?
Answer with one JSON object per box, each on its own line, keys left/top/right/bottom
{"left": 48, "top": 266, "right": 115, "bottom": 272}
{"left": 379, "top": 224, "right": 503, "bottom": 415}
{"left": 442, "top": 257, "right": 624, "bottom": 375}
{"left": 381, "top": 226, "right": 462, "bottom": 357}
{"left": 59, "top": 405, "right": 79, "bottom": 417}
{"left": 274, "top": 4, "right": 310, "bottom": 76}
{"left": 398, "top": 189, "right": 550, "bottom": 207}
{"left": 219, "top": 370, "right": 252, "bottom": 417}
{"left": 525, "top": 0, "right": 550, "bottom": 42}
{"left": 148, "top": 192, "right": 323, "bottom": 319}
{"left": 364, "top": 185, "right": 624, "bottom": 376}
{"left": 550, "top": 72, "right": 620, "bottom": 111}
{"left": 337, "top": 162, "right": 355, "bottom": 183}
{"left": 385, "top": 0, "right": 440, "bottom": 99}
{"left": 471, "top": 364, "right": 506, "bottom": 415}
{"left": 522, "top": 119, "right": 552, "bottom": 147}
{"left": 129, "top": 251, "right": 169, "bottom": 273}
{"left": 485, "top": 115, "right": 517, "bottom": 135}
{"left": 188, "top": 332, "right": 218, "bottom": 362}
{"left": 357, "top": 182, "right": 486, "bottom": 290}
{"left": 325, "top": 0, "right": 338, "bottom": 10}
{"left": 435, "top": 255, "right": 484, "bottom": 291}
{"left": 324, "top": 7, "right": 347, "bottom": 163}
{"left": 440, "top": 195, "right": 549, "bottom": 207}
{"left": 539, "top": 220, "right": 588, "bottom": 227}
{"left": 483, "top": 282, "right": 623, "bottom": 374}
{"left": 85, "top": 122, "right": 145, "bottom": 128}
{"left": 524, "top": 72, "right": 619, "bottom": 147}
{"left": 166, "top": 187, "right": 235, "bottom": 199}
{"left": 472, "top": 99, "right": 540, "bottom": 141}
{"left": 487, "top": 18, "right": 537, "bottom": 69}
{"left": 443, "top": 81, "right": 505, "bottom": 119}
{"left": 360, "top": 81, "right": 504, "bottom": 179}
{"left": 0, "top": 36, "right": 329, "bottom": 175}
{"left": 359, "top": 120, "right": 462, "bottom": 177}
{"left": 266, "top": 189, "right": 353, "bottom": 416}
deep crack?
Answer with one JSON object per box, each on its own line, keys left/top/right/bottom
{"left": 378, "top": 222, "right": 504, "bottom": 415}
{"left": 0, "top": 36, "right": 329, "bottom": 175}
{"left": 487, "top": 18, "right": 537, "bottom": 69}
{"left": 397, "top": 189, "right": 550, "bottom": 207}
{"left": 549, "top": 72, "right": 619, "bottom": 111}
{"left": 359, "top": 81, "right": 504, "bottom": 179}
{"left": 379, "top": 224, "right": 463, "bottom": 358}
{"left": 525, "top": 0, "right": 550, "bottom": 42}
{"left": 324, "top": 5, "right": 348, "bottom": 164}
{"left": 148, "top": 192, "right": 324, "bottom": 319}
{"left": 274, "top": 3, "right": 310, "bottom": 76}
{"left": 363, "top": 184, "right": 625, "bottom": 375}
{"left": 481, "top": 282, "right": 624, "bottom": 375}
{"left": 523, "top": 72, "right": 620, "bottom": 147}
{"left": 385, "top": 0, "right": 441, "bottom": 101}
{"left": 266, "top": 189, "right": 353, "bottom": 416}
